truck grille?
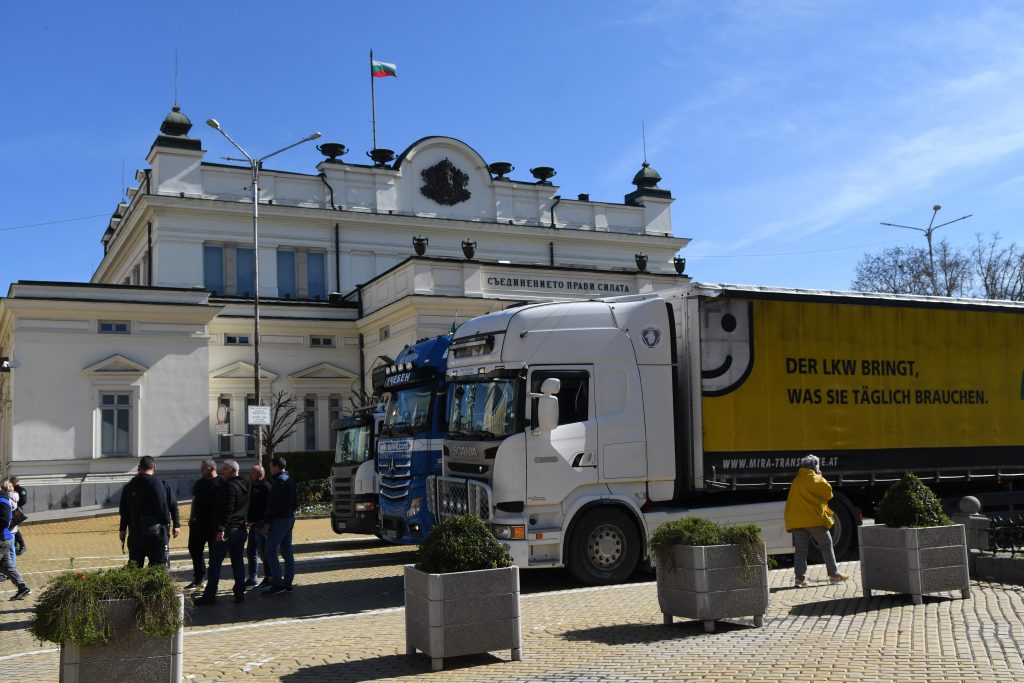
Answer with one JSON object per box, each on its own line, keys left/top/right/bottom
{"left": 332, "top": 473, "right": 353, "bottom": 516}
{"left": 379, "top": 457, "right": 412, "bottom": 501}
{"left": 427, "top": 475, "right": 493, "bottom": 523}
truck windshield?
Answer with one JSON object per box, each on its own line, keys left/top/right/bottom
{"left": 335, "top": 424, "right": 372, "bottom": 465}
{"left": 448, "top": 379, "right": 517, "bottom": 440}
{"left": 382, "top": 386, "right": 432, "bottom": 436}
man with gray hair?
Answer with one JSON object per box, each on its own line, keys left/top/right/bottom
{"left": 784, "top": 454, "right": 848, "bottom": 587}
{"left": 195, "top": 459, "right": 250, "bottom": 605}
{"left": 186, "top": 458, "right": 222, "bottom": 590}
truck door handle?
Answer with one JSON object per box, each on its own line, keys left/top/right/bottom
{"left": 572, "top": 452, "right": 596, "bottom": 467}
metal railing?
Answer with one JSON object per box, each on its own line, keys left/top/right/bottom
{"left": 988, "top": 513, "right": 1024, "bottom": 557}
{"left": 426, "top": 475, "right": 493, "bottom": 523}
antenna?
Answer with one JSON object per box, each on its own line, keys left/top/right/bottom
{"left": 642, "top": 121, "right": 648, "bottom": 164}
{"left": 174, "top": 49, "right": 179, "bottom": 107}
{"left": 121, "top": 158, "right": 126, "bottom": 202}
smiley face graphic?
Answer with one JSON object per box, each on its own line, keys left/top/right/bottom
{"left": 700, "top": 298, "right": 753, "bottom": 396}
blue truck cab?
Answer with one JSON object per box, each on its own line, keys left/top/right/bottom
{"left": 373, "top": 335, "right": 451, "bottom": 544}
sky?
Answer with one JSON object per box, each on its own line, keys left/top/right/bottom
{"left": 3, "top": 1, "right": 1024, "bottom": 294}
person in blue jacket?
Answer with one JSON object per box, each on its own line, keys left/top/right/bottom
{"left": 260, "top": 456, "right": 297, "bottom": 597}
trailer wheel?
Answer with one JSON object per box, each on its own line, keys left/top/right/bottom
{"left": 810, "top": 493, "right": 857, "bottom": 562}
{"left": 567, "top": 507, "right": 641, "bottom": 585}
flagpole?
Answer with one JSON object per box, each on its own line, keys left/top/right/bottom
{"left": 370, "top": 49, "right": 377, "bottom": 150}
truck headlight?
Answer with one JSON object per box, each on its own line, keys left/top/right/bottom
{"left": 407, "top": 497, "right": 422, "bottom": 518}
{"left": 354, "top": 502, "right": 376, "bottom": 512}
{"left": 492, "top": 524, "right": 525, "bottom": 540}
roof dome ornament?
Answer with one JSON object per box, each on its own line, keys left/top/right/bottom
{"left": 631, "top": 161, "right": 662, "bottom": 189}
{"left": 160, "top": 105, "right": 193, "bottom": 137}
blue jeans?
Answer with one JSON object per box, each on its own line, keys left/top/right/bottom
{"left": 246, "top": 525, "right": 266, "bottom": 579}
{"left": 264, "top": 517, "right": 295, "bottom": 588}
{"left": 793, "top": 526, "right": 839, "bottom": 580}
{"left": 203, "top": 526, "right": 247, "bottom": 599}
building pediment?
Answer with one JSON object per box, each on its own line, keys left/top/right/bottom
{"left": 83, "top": 354, "right": 148, "bottom": 378}
{"left": 210, "top": 361, "right": 278, "bottom": 382}
{"left": 289, "top": 362, "right": 358, "bottom": 382}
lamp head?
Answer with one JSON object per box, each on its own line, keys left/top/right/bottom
{"left": 309, "top": 132, "right": 322, "bottom": 141}
{"left": 932, "top": 204, "right": 941, "bottom": 212}
{"left": 206, "top": 118, "right": 221, "bottom": 130}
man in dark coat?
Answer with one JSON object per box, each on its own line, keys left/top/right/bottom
{"left": 10, "top": 476, "right": 27, "bottom": 555}
{"left": 195, "top": 459, "right": 250, "bottom": 605}
{"left": 245, "top": 464, "right": 272, "bottom": 587}
{"left": 260, "top": 456, "right": 298, "bottom": 597}
{"left": 186, "top": 458, "right": 222, "bottom": 590}
{"left": 118, "top": 456, "right": 172, "bottom": 567}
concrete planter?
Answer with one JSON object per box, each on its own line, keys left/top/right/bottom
{"left": 59, "top": 595, "right": 184, "bottom": 683}
{"left": 404, "top": 565, "right": 521, "bottom": 671}
{"left": 858, "top": 523, "right": 971, "bottom": 605}
{"left": 655, "top": 542, "right": 769, "bottom": 633}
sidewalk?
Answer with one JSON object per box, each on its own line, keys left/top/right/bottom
{"left": 2, "top": 515, "right": 1023, "bottom": 682}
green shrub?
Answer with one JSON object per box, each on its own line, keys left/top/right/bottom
{"left": 281, "top": 450, "right": 333, "bottom": 482}
{"left": 875, "top": 472, "right": 952, "bottom": 528}
{"left": 296, "top": 477, "right": 331, "bottom": 506}
{"left": 416, "top": 515, "right": 513, "bottom": 574}
{"left": 31, "top": 564, "right": 183, "bottom": 646}
{"left": 649, "top": 516, "right": 764, "bottom": 580}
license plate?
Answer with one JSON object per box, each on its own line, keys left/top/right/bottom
{"left": 386, "top": 529, "right": 398, "bottom": 539}
{"left": 337, "top": 521, "right": 346, "bottom": 529}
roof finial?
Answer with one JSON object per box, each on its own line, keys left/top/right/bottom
{"left": 642, "top": 120, "right": 648, "bottom": 165}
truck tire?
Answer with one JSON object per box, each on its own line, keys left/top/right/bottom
{"left": 567, "top": 507, "right": 641, "bottom": 585}
{"left": 810, "top": 493, "right": 857, "bottom": 562}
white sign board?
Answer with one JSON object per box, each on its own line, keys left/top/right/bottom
{"left": 248, "top": 405, "right": 271, "bottom": 426}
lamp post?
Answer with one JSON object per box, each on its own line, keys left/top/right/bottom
{"left": 881, "top": 205, "right": 971, "bottom": 295}
{"left": 205, "top": 119, "right": 321, "bottom": 462}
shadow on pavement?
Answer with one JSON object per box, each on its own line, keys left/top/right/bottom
{"left": 278, "top": 651, "right": 507, "bottom": 682}
{"left": 786, "top": 593, "right": 951, "bottom": 617}
{"left": 564, "top": 619, "right": 747, "bottom": 645}
{"left": 0, "top": 607, "right": 33, "bottom": 633}
{"left": 184, "top": 574, "right": 406, "bottom": 628}
{"left": 290, "top": 538, "right": 390, "bottom": 554}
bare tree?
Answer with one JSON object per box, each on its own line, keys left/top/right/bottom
{"left": 260, "top": 391, "right": 307, "bottom": 469}
{"left": 971, "top": 233, "right": 1024, "bottom": 301}
{"left": 852, "top": 233, "right": 1024, "bottom": 300}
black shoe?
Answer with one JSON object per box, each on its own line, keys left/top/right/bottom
{"left": 257, "top": 579, "right": 274, "bottom": 589}
{"left": 285, "top": 585, "right": 293, "bottom": 592}
{"left": 234, "top": 593, "right": 245, "bottom": 604}
{"left": 10, "top": 586, "right": 31, "bottom": 601}
{"left": 244, "top": 577, "right": 258, "bottom": 588}
{"left": 193, "top": 595, "right": 217, "bottom": 606}
{"left": 261, "top": 585, "right": 287, "bottom": 597}
{"left": 185, "top": 580, "right": 205, "bottom": 590}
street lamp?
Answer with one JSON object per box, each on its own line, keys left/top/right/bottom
{"left": 205, "top": 118, "right": 321, "bottom": 461}
{"left": 881, "top": 205, "right": 971, "bottom": 295}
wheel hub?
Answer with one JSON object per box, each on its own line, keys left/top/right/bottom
{"left": 588, "top": 524, "right": 623, "bottom": 568}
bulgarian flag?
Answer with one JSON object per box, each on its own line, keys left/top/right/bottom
{"left": 371, "top": 60, "right": 397, "bottom": 78}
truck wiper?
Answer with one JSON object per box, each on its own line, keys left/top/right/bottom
{"left": 465, "top": 429, "right": 497, "bottom": 439}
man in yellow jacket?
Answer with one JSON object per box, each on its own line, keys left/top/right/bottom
{"left": 784, "top": 454, "right": 849, "bottom": 587}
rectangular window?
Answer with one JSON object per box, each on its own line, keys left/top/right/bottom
{"left": 329, "top": 395, "right": 342, "bottom": 427}
{"left": 236, "top": 247, "right": 254, "bottom": 297}
{"left": 277, "top": 250, "right": 296, "bottom": 299}
{"left": 204, "top": 245, "right": 224, "bottom": 295}
{"left": 310, "top": 336, "right": 335, "bottom": 348}
{"left": 98, "top": 321, "right": 129, "bottom": 334}
{"left": 225, "top": 334, "right": 250, "bottom": 345}
{"left": 378, "top": 326, "right": 390, "bottom": 342}
{"left": 100, "top": 393, "right": 131, "bottom": 456}
{"left": 531, "top": 370, "right": 590, "bottom": 425}
{"left": 304, "top": 396, "right": 317, "bottom": 450}
{"left": 218, "top": 396, "right": 232, "bottom": 453}
{"left": 307, "top": 252, "right": 326, "bottom": 300}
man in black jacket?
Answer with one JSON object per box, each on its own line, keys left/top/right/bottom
{"left": 186, "top": 459, "right": 221, "bottom": 590}
{"left": 10, "top": 476, "right": 27, "bottom": 555}
{"left": 260, "top": 456, "right": 298, "bottom": 597}
{"left": 195, "top": 459, "right": 250, "bottom": 605}
{"left": 245, "top": 464, "right": 272, "bottom": 588}
{"left": 118, "top": 456, "right": 171, "bottom": 567}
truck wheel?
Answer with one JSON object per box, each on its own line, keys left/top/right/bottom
{"left": 810, "top": 493, "right": 857, "bottom": 562}
{"left": 567, "top": 507, "right": 641, "bottom": 585}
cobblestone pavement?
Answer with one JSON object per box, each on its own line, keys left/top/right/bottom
{"left": 2, "top": 514, "right": 1024, "bottom": 682}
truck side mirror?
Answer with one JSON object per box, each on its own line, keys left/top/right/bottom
{"left": 535, "top": 395, "right": 559, "bottom": 432}
{"left": 540, "top": 377, "right": 561, "bottom": 395}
